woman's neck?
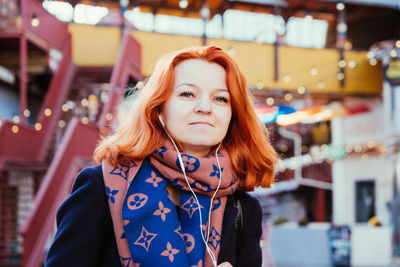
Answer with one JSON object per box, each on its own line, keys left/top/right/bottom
{"left": 181, "top": 146, "right": 210, "bottom": 158}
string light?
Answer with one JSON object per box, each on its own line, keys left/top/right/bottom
{"left": 275, "top": 141, "right": 390, "bottom": 174}
{"left": 23, "top": 109, "right": 30, "bottom": 118}
{"left": 348, "top": 60, "right": 357, "bottom": 69}
{"left": 283, "top": 75, "right": 291, "bottom": 83}
{"left": 367, "top": 142, "right": 376, "bottom": 149}
{"left": 338, "top": 60, "right": 346, "bottom": 68}
{"left": 310, "top": 67, "right": 318, "bottom": 76}
{"left": 337, "top": 22, "right": 347, "bottom": 33}
{"left": 81, "top": 98, "right": 89, "bottom": 107}
{"left": 390, "top": 49, "right": 397, "bottom": 58}
{"left": 31, "top": 14, "right": 39, "bottom": 27}
{"left": 367, "top": 51, "right": 375, "bottom": 59}
{"left": 297, "top": 86, "right": 306, "bottom": 94}
{"left": 256, "top": 82, "right": 264, "bottom": 89}
{"left": 136, "top": 81, "right": 144, "bottom": 89}
{"left": 317, "top": 81, "right": 325, "bottom": 89}
{"left": 354, "top": 145, "right": 362, "bottom": 153}
{"left": 266, "top": 97, "right": 274, "bottom": 105}
{"left": 132, "top": 0, "right": 140, "bottom": 14}
{"left": 378, "top": 145, "right": 387, "bottom": 154}
{"left": 44, "top": 108, "right": 52, "bottom": 117}
{"left": 273, "top": 23, "right": 281, "bottom": 32}
{"left": 106, "top": 113, "right": 113, "bottom": 121}
{"left": 99, "top": 127, "right": 107, "bottom": 135}
{"left": 200, "top": 4, "right": 210, "bottom": 19}
{"left": 12, "top": 125, "right": 19, "bottom": 133}
{"left": 101, "top": 92, "right": 109, "bottom": 103}
{"left": 58, "top": 120, "right": 66, "bottom": 128}
{"left": 396, "top": 40, "right": 400, "bottom": 48}
{"left": 369, "top": 59, "right": 377, "bottom": 66}
{"left": 62, "top": 104, "right": 69, "bottom": 112}
{"left": 336, "top": 2, "right": 345, "bottom": 11}
{"left": 34, "top": 123, "right": 42, "bottom": 131}
{"left": 337, "top": 73, "right": 345, "bottom": 80}
{"left": 284, "top": 93, "right": 293, "bottom": 102}
{"left": 305, "top": 14, "right": 313, "bottom": 22}
{"left": 66, "top": 100, "right": 76, "bottom": 109}
{"left": 179, "top": 0, "right": 188, "bottom": 9}
{"left": 81, "top": 117, "right": 89, "bottom": 124}
{"left": 280, "top": 144, "right": 288, "bottom": 152}
{"left": 13, "top": 115, "right": 20, "bottom": 123}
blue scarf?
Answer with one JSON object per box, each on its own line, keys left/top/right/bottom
{"left": 103, "top": 143, "right": 238, "bottom": 267}
{"left": 122, "top": 158, "right": 210, "bottom": 266}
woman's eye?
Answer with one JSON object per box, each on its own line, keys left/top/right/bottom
{"left": 215, "top": 96, "right": 229, "bottom": 103}
{"left": 180, "top": 91, "right": 195, "bottom": 98}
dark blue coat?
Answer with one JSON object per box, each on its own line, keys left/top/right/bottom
{"left": 45, "top": 166, "right": 262, "bottom": 267}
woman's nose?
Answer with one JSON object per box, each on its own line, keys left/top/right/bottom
{"left": 194, "top": 96, "right": 212, "bottom": 113}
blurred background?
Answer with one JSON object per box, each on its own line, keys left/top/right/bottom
{"left": 0, "top": 0, "right": 399, "bottom": 266}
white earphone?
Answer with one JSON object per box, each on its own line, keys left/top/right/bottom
{"left": 159, "top": 114, "right": 221, "bottom": 267}
{"left": 159, "top": 114, "right": 166, "bottom": 128}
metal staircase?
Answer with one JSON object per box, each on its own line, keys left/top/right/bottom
{"left": 20, "top": 30, "right": 142, "bottom": 266}
{"left": 0, "top": 0, "right": 142, "bottom": 265}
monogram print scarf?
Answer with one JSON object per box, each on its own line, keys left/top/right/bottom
{"left": 102, "top": 142, "right": 238, "bottom": 267}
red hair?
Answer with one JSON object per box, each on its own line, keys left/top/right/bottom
{"left": 94, "top": 46, "right": 277, "bottom": 190}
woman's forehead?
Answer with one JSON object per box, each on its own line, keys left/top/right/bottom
{"left": 173, "top": 59, "right": 227, "bottom": 88}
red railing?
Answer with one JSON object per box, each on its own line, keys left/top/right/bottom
{"left": 98, "top": 30, "right": 142, "bottom": 127}
{"left": 0, "top": 35, "right": 74, "bottom": 167}
{"left": 35, "top": 33, "right": 75, "bottom": 161}
{"left": 0, "top": 0, "right": 74, "bottom": 167}
{"left": 20, "top": 0, "right": 68, "bottom": 51}
{"left": 21, "top": 117, "right": 100, "bottom": 267}
{"left": 21, "top": 31, "right": 142, "bottom": 267}
{"left": 0, "top": 120, "right": 42, "bottom": 165}
{"left": 0, "top": 0, "right": 75, "bottom": 263}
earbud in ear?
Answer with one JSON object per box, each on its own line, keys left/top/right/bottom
{"left": 159, "top": 114, "right": 165, "bottom": 127}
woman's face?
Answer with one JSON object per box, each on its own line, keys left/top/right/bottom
{"left": 161, "top": 59, "right": 232, "bottom": 157}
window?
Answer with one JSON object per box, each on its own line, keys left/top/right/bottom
{"left": 355, "top": 180, "right": 375, "bottom": 223}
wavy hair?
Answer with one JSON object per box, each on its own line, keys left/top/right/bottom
{"left": 94, "top": 46, "right": 277, "bottom": 190}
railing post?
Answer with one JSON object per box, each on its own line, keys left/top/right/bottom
{"left": 20, "top": 32, "right": 28, "bottom": 125}
{"left": 0, "top": 172, "right": 10, "bottom": 260}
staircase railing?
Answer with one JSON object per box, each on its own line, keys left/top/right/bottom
{"left": 21, "top": 31, "right": 142, "bottom": 267}
{"left": 21, "top": 117, "right": 99, "bottom": 267}
{"left": 0, "top": 0, "right": 74, "bottom": 167}
{"left": 21, "top": 0, "right": 68, "bottom": 51}
{"left": 98, "top": 30, "right": 142, "bottom": 127}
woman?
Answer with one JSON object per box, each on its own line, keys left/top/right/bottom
{"left": 45, "top": 46, "right": 277, "bottom": 267}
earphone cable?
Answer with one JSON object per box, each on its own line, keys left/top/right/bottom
{"left": 161, "top": 122, "right": 220, "bottom": 267}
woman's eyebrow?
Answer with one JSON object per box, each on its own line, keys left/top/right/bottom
{"left": 175, "top": 83, "right": 228, "bottom": 92}
{"left": 175, "top": 83, "right": 196, "bottom": 89}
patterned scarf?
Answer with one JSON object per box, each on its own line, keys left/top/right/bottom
{"left": 102, "top": 142, "right": 238, "bottom": 267}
